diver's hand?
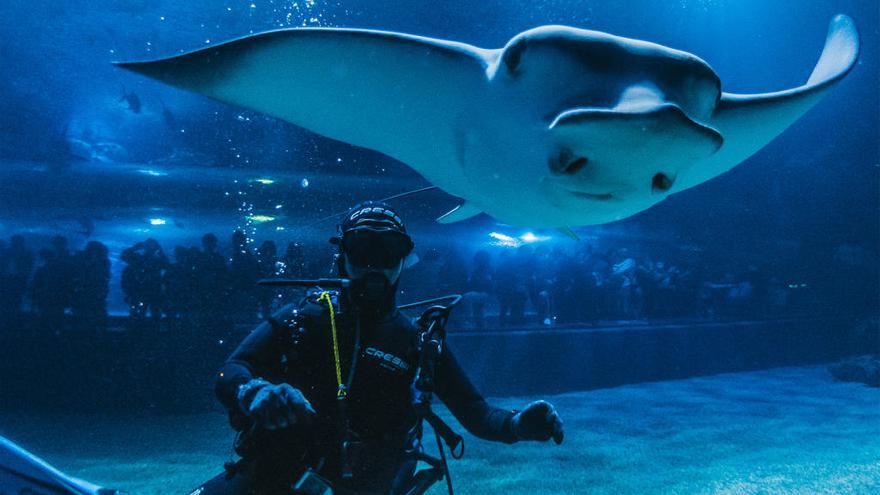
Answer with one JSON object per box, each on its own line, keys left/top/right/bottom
{"left": 512, "top": 400, "right": 564, "bottom": 445}
{"left": 238, "top": 380, "right": 316, "bottom": 430}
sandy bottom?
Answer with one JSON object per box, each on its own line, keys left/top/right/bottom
{"left": 2, "top": 366, "right": 878, "bottom": 494}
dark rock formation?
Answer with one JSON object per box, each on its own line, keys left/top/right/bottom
{"left": 829, "top": 354, "right": 880, "bottom": 387}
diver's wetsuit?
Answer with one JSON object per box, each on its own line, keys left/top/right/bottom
{"left": 204, "top": 289, "right": 517, "bottom": 495}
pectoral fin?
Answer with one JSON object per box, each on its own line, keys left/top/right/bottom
{"left": 116, "top": 27, "right": 492, "bottom": 179}
{"left": 672, "top": 15, "right": 860, "bottom": 193}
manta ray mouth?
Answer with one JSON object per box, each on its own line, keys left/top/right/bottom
{"left": 569, "top": 190, "right": 614, "bottom": 201}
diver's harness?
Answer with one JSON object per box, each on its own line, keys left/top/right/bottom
{"left": 256, "top": 278, "right": 465, "bottom": 495}
{"left": 400, "top": 294, "right": 465, "bottom": 495}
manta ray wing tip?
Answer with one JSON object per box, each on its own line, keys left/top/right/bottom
{"left": 112, "top": 60, "right": 139, "bottom": 70}
{"left": 111, "top": 58, "right": 163, "bottom": 75}
{"left": 831, "top": 14, "right": 856, "bottom": 31}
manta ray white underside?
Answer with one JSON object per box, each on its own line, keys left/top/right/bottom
{"left": 118, "top": 15, "right": 859, "bottom": 229}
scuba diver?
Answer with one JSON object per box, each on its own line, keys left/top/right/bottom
{"left": 199, "top": 201, "right": 564, "bottom": 495}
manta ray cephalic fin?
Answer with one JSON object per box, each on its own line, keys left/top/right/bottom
{"left": 550, "top": 103, "right": 723, "bottom": 171}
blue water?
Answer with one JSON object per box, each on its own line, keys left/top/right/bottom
{"left": 1, "top": 1, "right": 877, "bottom": 314}
{"left": 0, "top": 1, "right": 878, "bottom": 493}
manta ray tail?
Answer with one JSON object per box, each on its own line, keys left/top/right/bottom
{"left": 673, "top": 15, "right": 860, "bottom": 193}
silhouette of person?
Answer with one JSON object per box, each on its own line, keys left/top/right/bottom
{"left": 195, "top": 233, "right": 229, "bottom": 324}
{"left": 496, "top": 248, "right": 529, "bottom": 327}
{"left": 228, "top": 230, "right": 260, "bottom": 323}
{"left": 4, "top": 236, "right": 34, "bottom": 324}
{"left": 531, "top": 245, "right": 555, "bottom": 326}
{"left": 71, "top": 241, "right": 110, "bottom": 332}
{"left": 437, "top": 249, "right": 468, "bottom": 296}
{"left": 121, "top": 239, "right": 168, "bottom": 327}
{"left": 31, "top": 249, "right": 64, "bottom": 334}
{"left": 164, "top": 246, "right": 195, "bottom": 330}
{"left": 551, "top": 247, "right": 579, "bottom": 324}
{"left": 465, "top": 250, "right": 493, "bottom": 330}
{"left": 49, "top": 235, "right": 74, "bottom": 320}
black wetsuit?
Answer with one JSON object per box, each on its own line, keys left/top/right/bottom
{"left": 204, "top": 289, "right": 517, "bottom": 495}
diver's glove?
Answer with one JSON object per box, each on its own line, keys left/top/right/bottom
{"left": 511, "top": 400, "right": 564, "bottom": 445}
{"left": 237, "top": 379, "right": 317, "bottom": 430}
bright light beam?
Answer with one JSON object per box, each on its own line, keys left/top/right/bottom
{"left": 489, "top": 232, "right": 521, "bottom": 247}
{"left": 247, "top": 215, "right": 276, "bottom": 224}
{"left": 519, "top": 232, "right": 550, "bottom": 243}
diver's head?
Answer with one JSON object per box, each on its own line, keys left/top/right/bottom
{"left": 330, "top": 201, "right": 414, "bottom": 316}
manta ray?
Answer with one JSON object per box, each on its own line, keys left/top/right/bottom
{"left": 117, "top": 15, "right": 859, "bottom": 229}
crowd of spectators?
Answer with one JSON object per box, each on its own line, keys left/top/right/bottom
{"left": 118, "top": 231, "right": 307, "bottom": 329}
{"left": 416, "top": 244, "right": 791, "bottom": 330}
{"left": 0, "top": 231, "right": 308, "bottom": 334}
{"left": 1, "top": 235, "right": 110, "bottom": 333}
{"left": 0, "top": 232, "right": 874, "bottom": 334}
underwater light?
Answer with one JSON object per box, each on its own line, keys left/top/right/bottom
{"left": 253, "top": 178, "right": 275, "bottom": 185}
{"left": 138, "top": 169, "right": 168, "bottom": 177}
{"left": 520, "top": 232, "right": 550, "bottom": 243}
{"left": 149, "top": 218, "right": 167, "bottom": 225}
{"left": 247, "top": 215, "right": 276, "bottom": 224}
{"left": 489, "top": 232, "right": 521, "bottom": 248}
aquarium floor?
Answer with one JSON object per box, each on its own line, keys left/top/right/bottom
{"left": 2, "top": 365, "right": 878, "bottom": 495}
